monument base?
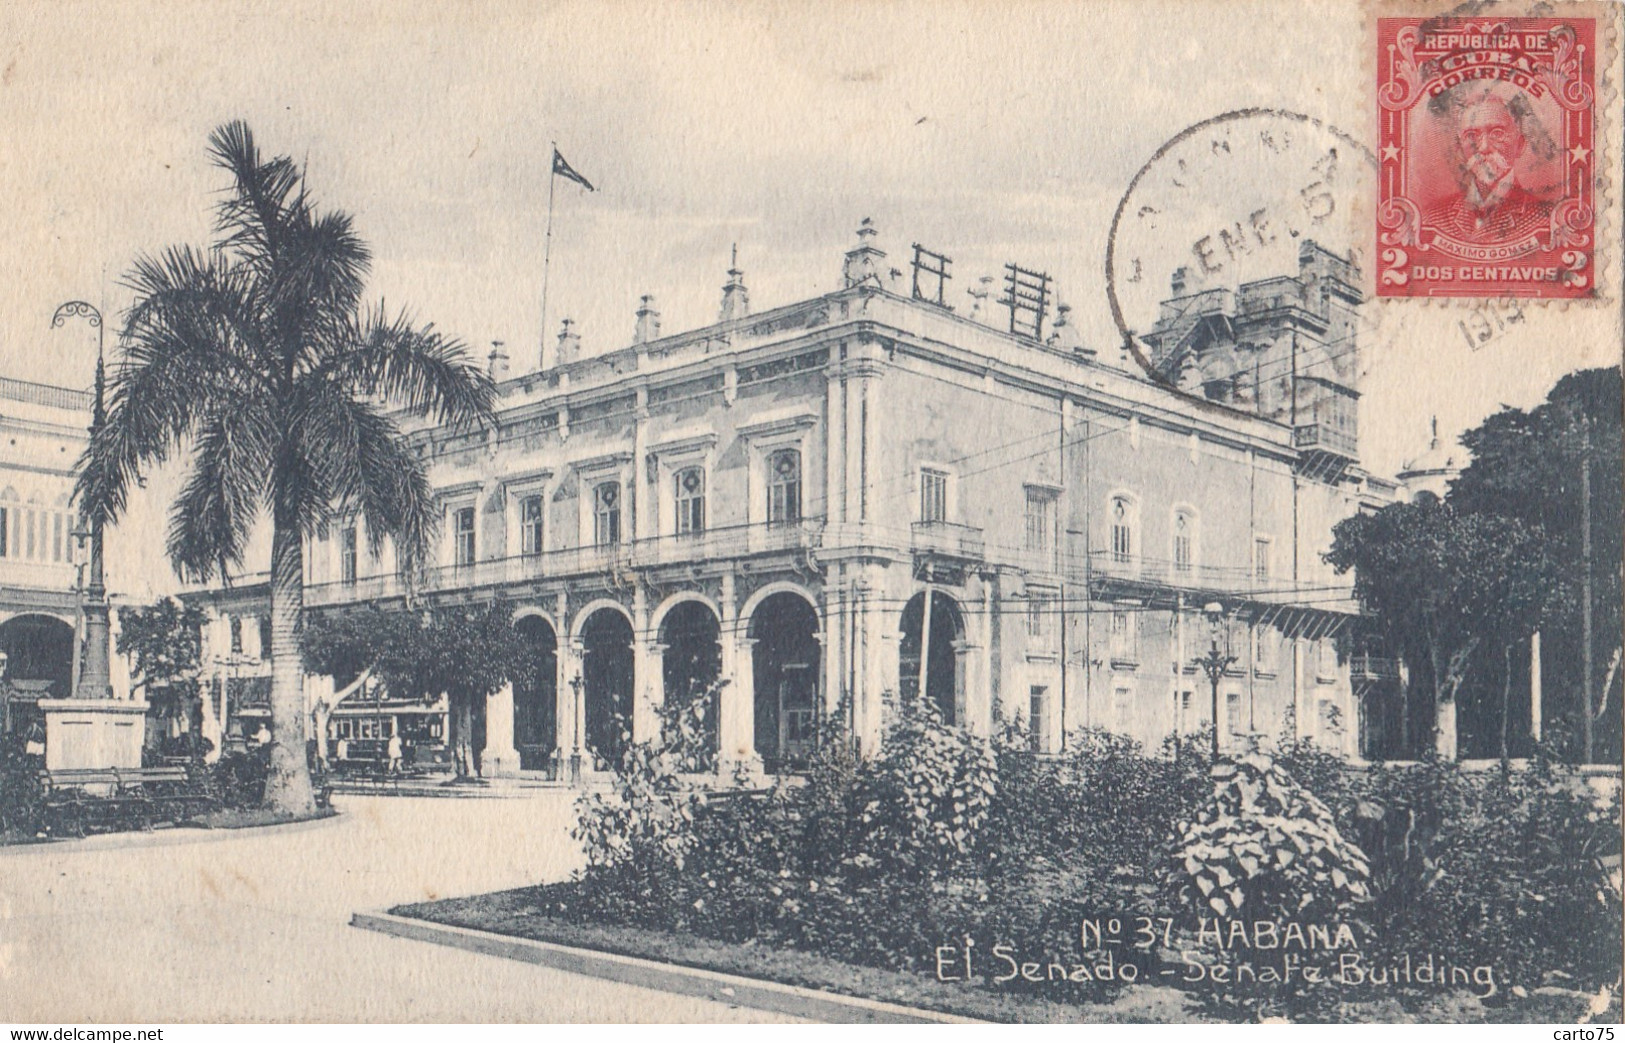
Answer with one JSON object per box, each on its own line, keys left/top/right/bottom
{"left": 38, "top": 699, "right": 150, "bottom": 772}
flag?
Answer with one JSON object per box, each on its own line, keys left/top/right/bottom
{"left": 552, "top": 148, "right": 595, "bottom": 192}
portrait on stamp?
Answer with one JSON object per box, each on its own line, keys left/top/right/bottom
{"left": 1377, "top": 15, "right": 1598, "bottom": 298}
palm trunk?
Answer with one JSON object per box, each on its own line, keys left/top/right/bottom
{"left": 1499, "top": 642, "right": 1513, "bottom": 772}
{"left": 261, "top": 523, "right": 316, "bottom": 812}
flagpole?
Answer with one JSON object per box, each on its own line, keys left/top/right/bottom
{"left": 539, "top": 142, "right": 559, "bottom": 371}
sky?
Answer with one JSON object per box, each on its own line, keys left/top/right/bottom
{"left": 2, "top": 0, "right": 1621, "bottom": 598}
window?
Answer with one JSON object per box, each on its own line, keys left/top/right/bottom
{"left": 0, "top": 507, "right": 8, "bottom": 557}
{"left": 453, "top": 506, "right": 477, "bottom": 565}
{"left": 1318, "top": 698, "right": 1342, "bottom": 736}
{"left": 52, "top": 513, "right": 64, "bottom": 563}
{"left": 1226, "top": 691, "right": 1244, "bottom": 736}
{"left": 919, "top": 468, "right": 948, "bottom": 524}
{"left": 340, "top": 525, "right": 358, "bottom": 585}
{"left": 1177, "top": 689, "right": 1195, "bottom": 732}
{"left": 593, "top": 482, "right": 621, "bottom": 546}
{"left": 1109, "top": 610, "right": 1138, "bottom": 664}
{"left": 258, "top": 617, "right": 272, "bottom": 661}
{"left": 1025, "top": 488, "right": 1057, "bottom": 555}
{"left": 1317, "top": 639, "right": 1338, "bottom": 681}
{"left": 1026, "top": 591, "right": 1054, "bottom": 648}
{"left": 1110, "top": 496, "right": 1135, "bottom": 565}
{"left": 767, "top": 449, "right": 801, "bottom": 526}
{"left": 1253, "top": 627, "right": 1278, "bottom": 675}
{"left": 1114, "top": 686, "right": 1134, "bottom": 728}
{"left": 520, "top": 494, "right": 545, "bottom": 556}
{"left": 229, "top": 616, "right": 243, "bottom": 656}
{"left": 1173, "top": 508, "right": 1196, "bottom": 574}
{"left": 1029, "top": 686, "right": 1052, "bottom": 753}
{"left": 1253, "top": 536, "right": 1273, "bottom": 584}
{"left": 674, "top": 467, "right": 705, "bottom": 535}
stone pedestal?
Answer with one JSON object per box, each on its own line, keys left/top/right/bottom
{"left": 40, "top": 699, "right": 149, "bottom": 773}
{"left": 482, "top": 683, "right": 521, "bottom": 777}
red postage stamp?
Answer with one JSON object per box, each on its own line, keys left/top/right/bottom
{"left": 1376, "top": 13, "right": 1598, "bottom": 298}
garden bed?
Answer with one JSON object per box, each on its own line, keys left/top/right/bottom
{"left": 392, "top": 883, "right": 1614, "bottom": 1024}
{"left": 392, "top": 885, "right": 1197, "bottom": 1023}
{"left": 179, "top": 805, "right": 339, "bottom": 830}
{"left": 496, "top": 694, "right": 1621, "bottom": 1024}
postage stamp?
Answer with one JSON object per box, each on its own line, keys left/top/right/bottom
{"left": 1375, "top": 11, "right": 1600, "bottom": 298}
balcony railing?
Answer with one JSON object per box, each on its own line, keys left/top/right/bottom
{"left": 304, "top": 521, "right": 824, "bottom": 607}
{"left": 1350, "top": 654, "right": 1400, "bottom": 680}
{"left": 1293, "top": 423, "right": 1358, "bottom": 458}
{"left": 0, "top": 558, "right": 80, "bottom": 592}
{"left": 911, "top": 520, "right": 985, "bottom": 562}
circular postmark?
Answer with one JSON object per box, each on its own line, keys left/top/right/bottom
{"left": 1105, "top": 108, "right": 1379, "bottom": 364}
{"left": 1099, "top": 107, "right": 1565, "bottom": 475}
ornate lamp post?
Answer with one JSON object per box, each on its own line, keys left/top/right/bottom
{"left": 567, "top": 673, "right": 585, "bottom": 784}
{"left": 1194, "top": 601, "right": 1237, "bottom": 760}
{"left": 53, "top": 301, "right": 112, "bottom": 701}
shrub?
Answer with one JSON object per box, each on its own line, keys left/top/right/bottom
{"left": 0, "top": 745, "right": 44, "bottom": 836}
{"left": 210, "top": 749, "right": 269, "bottom": 809}
{"left": 572, "top": 683, "right": 720, "bottom": 877}
{"left": 1169, "top": 753, "right": 1373, "bottom": 922}
{"left": 1357, "top": 755, "right": 1622, "bottom": 998}
{"left": 843, "top": 694, "right": 997, "bottom": 884}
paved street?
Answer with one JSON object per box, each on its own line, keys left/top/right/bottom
{"left": 0, "top": 793, "right": 790, "bottom": 1022}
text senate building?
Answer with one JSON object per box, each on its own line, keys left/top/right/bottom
{"left": 188, "top": 221, "right": 1410, "bottom": 778}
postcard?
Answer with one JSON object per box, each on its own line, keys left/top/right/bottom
{"left": 1, "top": 0, "right": 1620, "bottom": 1028}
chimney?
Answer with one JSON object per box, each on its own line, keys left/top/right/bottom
{"left": 841, "top": 217, "right": 886, "bottom": 288}
{"left": 967, "top": 275, "right": 994, "bottom": 324}
{"left": 719, "top": 244, "right": 750, "bottom": 322}
{"left": 555, "top": 318, "right": 582, "bottom": 367}
{"left": 1171, "top": 266, "right": 1190, "bottom": 296}
{"left": 1048, "top": 303, "right": 1093, "bottom": 358}
{"left": 487, "top": 340, "right": 510, "bottom": 381}
{"left": 634, "top": 295, "right": 661, "bottom": 345}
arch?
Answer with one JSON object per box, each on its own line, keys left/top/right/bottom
{"left": 569, "top": 597, "right": 633, "bottom": 640}
{"left": 510, "top": 604, "right": 561, "bottom": 633}
{"left": 512, "top": 613, "right": 558, "bottom": 771}
{"left": 748, "top": 591, "right": 821, "bottom": 773}
{"left": 899, "top": 590, "right": 966, "bottom": 724}
{"left": 739, "top": 581, "right": 819, "bottom": 630}
{"left": 0, "top": 613, "right": 75, "bottom": 699}
{"left": 580, "top": 607, "right": 634, "bottom": 768}
{"left": 649, "top": 591, "right": 722, "bottom": 638}
{"left": 658, "top": 600, "right": 720, "bottom": 759}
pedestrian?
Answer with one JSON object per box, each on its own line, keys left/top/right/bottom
{"left": 252, "top": 722, "right": 271, "bottom": 747}
{"left": 386, "top": 731, "right": 403, "bottom": 775}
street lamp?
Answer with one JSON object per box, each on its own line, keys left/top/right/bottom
{"left": 1194, "top": 601, "right": 1237, "bottom": 760}
{"left": 568, "top": 673, "right": 585, "bottom": 784}
{"left": 53, "top": 301, "right": 112, "bottom": 701}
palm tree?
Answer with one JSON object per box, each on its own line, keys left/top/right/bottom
{"left": 78, "top": 122, "right": 495, "bottom": 812}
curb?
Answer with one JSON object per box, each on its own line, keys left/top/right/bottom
{"left": 351, "top": 910, "right": 980, "bottom": 1024}
{"left": 0, "top": 807, "right": 344, "bottom": 858}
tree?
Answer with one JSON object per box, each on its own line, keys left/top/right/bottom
{"left": 302, "top": 601, "right": 539, "bottom": 778}
{"left": 116, "top": 598, "right": 208, "bottom": 753}
{"left": 79, "top": 123, "right": 495, "bottom": 812}
{"left": 1452, "top": 367, "right": 1623, "bottom": 763}
{"left": 1327, "top": 496, "right": 1552, "bottom": 760}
